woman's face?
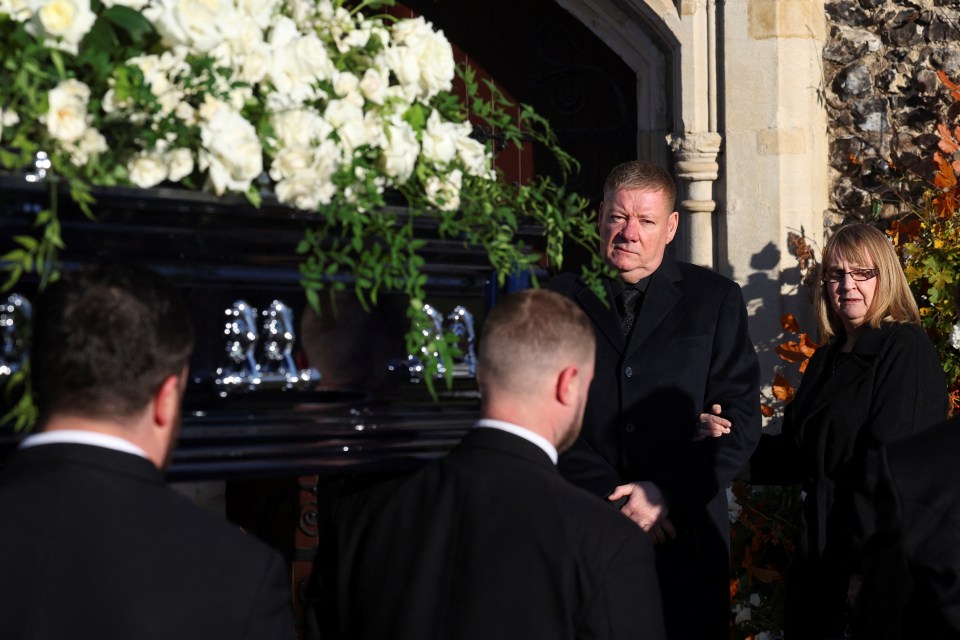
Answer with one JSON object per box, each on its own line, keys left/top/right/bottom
{"left": 825, "top": 250, "right": 878, "bottom": 334}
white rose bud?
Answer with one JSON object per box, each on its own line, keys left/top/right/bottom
{"left": 381, "top": 116, "right": 419, "bottom": 183}
{"left": 421, "top": 110, "right": 459, "bottom": 165}
{"left": 951, "top": 323, "right": 960, "bottom": 351}
{"left": 166, "top": 148, "right": 194, "bottom": 182}
{"left": 425, "top": 169, "right": 462, "bottom": 212}
{"left": 46, "top": 79, "right": 90, "bottom": 143}
{"left": 129, "top": 150, "right": 169, "bottom": 188}
{"left": 199, "top": 100, "right": 263, "bottom": 195}
{"left": 359, "top": 67, "right": 387, "bottom": 105}
{"left": 457, "top": 135, "right": 491, "bottom": 179}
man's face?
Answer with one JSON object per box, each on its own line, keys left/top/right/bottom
{"left": 598, "top": 188, "right": 678, "bottom": 284}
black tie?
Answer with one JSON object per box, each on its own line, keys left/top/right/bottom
{"left": 618, "top": 287, "right": 642, "bottom": 336}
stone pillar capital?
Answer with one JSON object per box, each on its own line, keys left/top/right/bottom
{"left": 666, "top": 130, "right": 723, "bottom": 268}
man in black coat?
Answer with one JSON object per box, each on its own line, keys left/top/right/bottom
{"left": 0, "top": 264, "right": 293, "bottom": 640}
{"left": 317, "top": 289, "right": 665, "bottom": 640}
{"left": 854, "top": 414, "right": 960, "bottom": 639}
{"left": 549, "top": 160, "right": 761, "bottom": 639}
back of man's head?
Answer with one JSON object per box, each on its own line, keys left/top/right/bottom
{"left": 477, "top": 289, "right": 594, "bottom": 398}
{"left": 31, "top": 263, "right": 194, "bottom": 423}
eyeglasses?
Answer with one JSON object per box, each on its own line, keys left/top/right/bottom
{"left": 824, "top": 268, "right": 878, "bottom": 283}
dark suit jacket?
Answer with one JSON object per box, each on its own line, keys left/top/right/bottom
{"left": 0, "top": 443, "right": 293, "bottom": 640}
{"left": 550, "top": 257, "right": 761, "bottom": 639}
{"left": 748, "top": 322, "right": 948, "bottom": 637}
{"left": 854, "top": 415, "right": 960, "bottom": 639}
{"left": 319, "top": 427, "right": 666, "bottom": 640}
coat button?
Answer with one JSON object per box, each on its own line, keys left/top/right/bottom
{"left": 624, "top": 366, "right": 633, "bottom": 378}
{"left": 625, "top": 422, "right": 635, "bottom": 433}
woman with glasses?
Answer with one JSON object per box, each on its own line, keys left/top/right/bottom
{"left": 741, "top": 223, "right": 948, "bottom": 639}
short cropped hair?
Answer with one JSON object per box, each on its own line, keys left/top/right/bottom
{"left": 602, "top": 160, "right": 677, "bottom": 213}
{"left": 31, "top": 263, "right": 194, "bottom": 421}
{"left": 814, "top": 223, "right": 920, "bottom": 340}
{"left": 477, "top": 289, "right": 595, "bottom": 394}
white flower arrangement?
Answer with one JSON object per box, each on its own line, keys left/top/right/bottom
{"left": 0, "top": 0, "right": 606, "bottom": 407}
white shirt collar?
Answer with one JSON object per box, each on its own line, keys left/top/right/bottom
{"left": 474, "top": 418, "right": 558, "bottom": 465}
{"left": 20, "top": 429, "right": 149, "bottom": 460}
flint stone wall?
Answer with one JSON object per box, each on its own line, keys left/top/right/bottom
{"left": 824, "top": 0, "right": 960, "bottom": 225}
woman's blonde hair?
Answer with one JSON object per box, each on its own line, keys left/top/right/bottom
{"left": 813, "top": 223, "right": 920, "bottom": 341}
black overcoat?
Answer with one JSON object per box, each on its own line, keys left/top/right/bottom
{"left": 748, "top": 322, "right": 948, "bottom": 638}
{"left": 0, "top": 443, "right": 293, "bottom": 640}
{"left": 853, "top": 414, "right": 960, "bottom": 639}
{"left": 550, "top": 255, "right": 761, "bottom": 640}
{"left": 319, "top": 428, "right": 666, "bottom": 640}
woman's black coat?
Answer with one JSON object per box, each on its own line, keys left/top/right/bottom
{"left": 747, "top": 322, "right": 948, "bottom": 638}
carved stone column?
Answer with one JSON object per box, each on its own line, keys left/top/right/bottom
{"left": 668, "top": 131, "right": 722, "bottom": 268}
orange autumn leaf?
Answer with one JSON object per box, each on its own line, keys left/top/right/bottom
{"left": 938, "top": 70, "right": 960, "bottom": 101}
{"left": 887, "top": 217, "right": 922, "bottom": 244}
{"left": 934, "top": 152, "right": 957, "bottom": 191}
{"left": 938, "top": 123, "right": 959, "bottom": 154}
{"left": 800, "top": 333, "right": 820, "bottom": 357}
{"left": 776, "top": 341, "right": 807, "bottom": 363}
{"left": 799, "top": 358, "right": 810, "bottom": 374}
{"left": 772, "top": 374, "right": 794, "bottom": 402}
{"left": 730, "top": 580, "right": 739, "bottom": 599}
{"left": 781, "top": 313, "right": 800, "bottom": 333}
{"left": 760, "top": 404, "right": 774, "bottom": 418}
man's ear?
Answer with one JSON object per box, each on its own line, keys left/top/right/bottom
{"left": 666, "top": 210, "right": 679, "bottom": 244}
{"left": 152, "top": 374, "right": 182, "bottom": 429}
{"left": 556, "top": 365, "right": 579, "bottom": 406}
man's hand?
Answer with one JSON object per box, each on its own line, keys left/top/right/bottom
{"left": 694, "top": 403, "right": 731, "bottom": 441}
{"left": 608, "top": 481, "right": 675, "bottom": 543}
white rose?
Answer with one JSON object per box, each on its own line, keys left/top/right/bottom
{"left": 457, "top": 135, "right": 491, "bottom": 178}
{"left": 26, "top": 0, "right": 96, "bottom": 54}
{"left": 383, "top": 45, "right": 420, "bottom": 100}
{"left": 235, "top": 40, "right": 272, "bottom": 84}
{"left": 421, "top": 110, "right": 460, "bottom": 165}
{"left": 408, "top": 28, "right": 454, "bottom": 99}
{"left": 166, "top": 148, "right": 194, "bottom": 182}
{"left": 199, "top": 100, "right": 263, "bottom": 195}
{"left": 101, "top": 0, "right": 147, "bottom": 9}
{"left": 129, "top": 150, "right": 169, "bottom": 188}
{"left": 325, "top": 98, "right": 366, "bottom": 152}
{"left": 951, "top": 323, "right": 960, "bottom": 351}
{"left": 381, "top": 116, "right": 419, "bottom": 183}
{"left": 332, "top": 71, "right": 359, "bottom": 97}
{"left": 270, "top": 107, "right": 330, "bottom": 148}
{"left": 1, "top": 0, "right": 32, "bottom": 21}
{"left": 1, "top": 109, "right": 20, "bottom": 128}
{"left": 425, "top": 169, "right": 462, "bottom": 212}
{"left": 174, "top": 100, "right": 196, "bottom": 124}
{"left": 276, "top": 171, "right": 321, "bottom": 210}
{"left": 143, "top": 0, "right": 235, "bottom": 53}
{"left": 358, "top": 67, "right": 387, "bottom": 105}
{"left": 268, "top": 145, "right": 314, "bottom": 181}
{"left": 390, "top": 16, "right": 428, "bottom": 46}
{"left": 46, "top": 79, "right": 90, "bottom": 143}
{"left": 314, "top": 138, "right": 342, "bottom": 183}
{"left": 389, "top": 17, "right": 454, "bottom": 100}
{"left": 292, "top": 33, "right": 334, "bottom": 82}
{"left": 63, "top": 127, "right": 106, "bottom": 166}
{"left": 235, "top": 0, "right": 276, "bottom": 29}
